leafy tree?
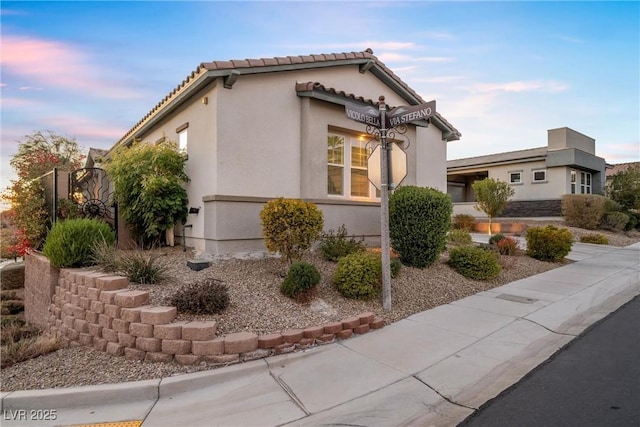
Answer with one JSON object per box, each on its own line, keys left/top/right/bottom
{"left": 3, "top": 131, "right": 84, "bottom": 251}
{"left": 607, "top": 164, "right": 640, "bottom": 211}
{"left": 104, "top": 140, "right": 189, "bottom": 248}
{"left": 9, "top": 131, "right": 84, "bottom": 181}
{"left": 471, "top": 178, "right": 515, "bottom": 234}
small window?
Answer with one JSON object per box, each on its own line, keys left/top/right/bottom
{"left": 570, "top": 170, "right": 576, "bottom": 194}
{"left": 176, "top": 122, "right": 189, "bottom": 154}
{"left": 533, "top": 170, "right": 546, "bottom": 182}
{"left": 509, "top": 172, "right": 522, "bottom": 184}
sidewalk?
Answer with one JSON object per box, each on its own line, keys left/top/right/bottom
{"left": 2, "top": 241, "right": 639, "bottom": 427}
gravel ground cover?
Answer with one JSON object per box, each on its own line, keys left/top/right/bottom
{"left": 2, "top": 221, "right": 638, "bottom": 391}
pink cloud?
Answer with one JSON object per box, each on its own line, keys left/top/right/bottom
{"left": 2, "top": 35, "right": 140, "bottom": 99}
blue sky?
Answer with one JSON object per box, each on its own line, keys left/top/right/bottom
{"left": 1, "top": 1, "right": 639, "bottom": 208}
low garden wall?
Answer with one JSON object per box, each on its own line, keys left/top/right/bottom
{"left": 27, "top": 253, "right": 385, "bottom": 366}
{"left": 24, "top": 253, "right": 59, "bottom": 330}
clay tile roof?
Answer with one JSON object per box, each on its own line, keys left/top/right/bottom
{"left": 606, "top": 161, "right": 640, "bottom": 177}
{"left": 114, "top": 49, "right": 457, "bottom": 148}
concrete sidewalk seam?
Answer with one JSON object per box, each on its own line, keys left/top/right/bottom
{"left": 412, "top": 374, "right": 478, "bottom": 411}
{"left": 269, "top": 371, "right": 309, "bottom": 416}
{"left": 139, "top": 383, "right": 161, "bottom": 426}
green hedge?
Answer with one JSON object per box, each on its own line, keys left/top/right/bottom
{"left": 42, "top": 219, "right": 115, "bottom": 268}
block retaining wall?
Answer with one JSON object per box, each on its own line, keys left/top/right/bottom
{"left": 43, "top": 264, "right": 385, "bottom": 366}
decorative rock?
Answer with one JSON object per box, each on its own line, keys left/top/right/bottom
{"left": 187, "top": 259, "right": 211, "bottom": 271}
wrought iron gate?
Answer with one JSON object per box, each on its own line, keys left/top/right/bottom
{"left": 69, "top": 168, "right": 118, "bottom": 240}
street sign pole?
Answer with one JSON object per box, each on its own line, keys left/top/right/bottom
{"left": 378, "top": 96, "right": 392, "bottom": 312}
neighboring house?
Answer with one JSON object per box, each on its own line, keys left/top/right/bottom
{"left": 447, "top": 127, "right": 609, "bottom": 217}
{"left": 108, "top": 49, "right": 460, "bottom": 255}
{"left": 605, "top": 161, "right": 640, "bottom": 189}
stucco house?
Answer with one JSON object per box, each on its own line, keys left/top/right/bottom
{"left": 108, "top": 49, "right": 460, "bottom": 256}
{"left": 447, "top": 127, "right": 609, "bottom": 217}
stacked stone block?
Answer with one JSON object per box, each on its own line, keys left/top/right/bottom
{"left": 46, "top": 267, "right": 386, "bottom": 366}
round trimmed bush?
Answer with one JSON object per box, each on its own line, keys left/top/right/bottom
{"left": 448, "top": 229, "right": 473, "bottom": 246}
{"left": 42, "top": 218, "right": 115, "bottom": 268}
{"left": 389, "top": 186, "right": 452, "bottom": 268}
{"left": 260, "top": 198, "right": 324, "bottom": 264}
{"left": 448, "top": 245, "right": 501, "bottom": 280}
{"left": 488, "top": 233, "right": 506, "bottom": 246}
{"left": 333, "top": 252, "right": 381, "bottom": 299}
{"left": 281, "top": 261, "right": 321, "bottom": 298}
{"left": 526, "top": 225, "right": 573, "bottom": 262}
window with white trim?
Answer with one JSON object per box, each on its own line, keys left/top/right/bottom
{"left": 571, "top": 169, "right": 577, "bottom": 194}
{"left": 176, "top": 122, "right": 189, "bottom": 154}
{"left": 327, "top": 132, "right": 377, "bottom": 199}
{"left": 509, "top": 171, "right": 522, "bottom": 184}
{"left": 532, "top": 169, "right": 547, "bottom": 182}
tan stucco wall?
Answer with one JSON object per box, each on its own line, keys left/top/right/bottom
{"left": 126, "top": 64, "right": 450, "bottom": 256}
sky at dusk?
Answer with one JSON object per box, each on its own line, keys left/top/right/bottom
{"left": 1, "top": 1, "right": 639, "bottom": 209}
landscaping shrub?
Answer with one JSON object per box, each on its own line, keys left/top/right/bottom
{"left": 488, "top": 233, "right": 506, "bottom": 246}
{"left": 389, "top": 186, "right": 452, "bottom": 268}
{"left": 0, "top": 263, "right": 25, "bottom": 290}
{"left": 496, "top": 237, "right": 520, "bottom": 256}
{"left": 170, "top": 279, "right": 230, "bottom": 315}
{"left": 1, "top": 300, "right": 24, "bottom": 315}
{"left": 280, "top": 261, "right": 321, "bottom": 299}
{"left": 260, "top": 198, "right": 324, "bottom": 264}
{"left": 90, "top": 239, "right": 121, "bottom": 273}
{"left": 333, "top": 252, "right": 382, "bottom": 299}
{"left": 1, "top": 334, "right": 60, "bottom": 369}
{"left": 42, "top": 218, "right": 115, "bottom": 268}
{"left": 526, "top": 225, "right": 573, "bottom": 262}
{"left": 390, "top": 257, "right": 402, "bottom": 278}
{"left": 319, "top": 224, "right": 365, "bottom": 261}
{"left": 448, "top": 245, "right": 501, "bottom": 280}
{"left": 118, "top": 250, "right": 169, "bottom": 284}
{"left": 580, "top": 233, "right": 609, "bottom": 245}
{"left": 452, "top": 214, "right": 476, "bottom": 231}
{"left": 0, "top": 228, "right": 19, "bottom": 260}
{"left": 600, "top": 211, "right": 629, "bottom": 232}
{"left": 625, "top": 212, "right": 640, "bottom": 231}
{"left": 448, "top": 229, "right": 473, "bottom": 246}
{"left": 562, "top": 194, "right": 606, "bottom": 229}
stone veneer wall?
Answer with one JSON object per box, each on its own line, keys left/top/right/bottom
{"left": 502, "top": 199, "right": 563, "bottom": 217}
{"left": 44, "top": 265, "right": 385, "bottom": 366}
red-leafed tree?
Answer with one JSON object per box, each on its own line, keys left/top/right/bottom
{"left": 3, "top": 131, "right": 85, "bottom": 253}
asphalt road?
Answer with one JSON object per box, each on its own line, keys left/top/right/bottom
{"left": 459, "top": 295, "right": 640, "bottom": 427}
